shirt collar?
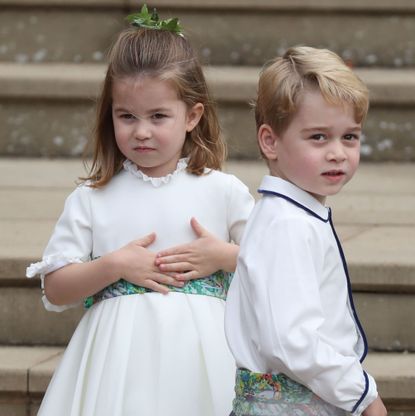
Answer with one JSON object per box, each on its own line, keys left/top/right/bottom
{"left": 258, "top": 175, "right": 330, "bottom": 222}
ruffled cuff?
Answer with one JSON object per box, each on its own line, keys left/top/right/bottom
{"left": 26, "top": 253, "right": 83, "bottom": 278}
{"left": 41, "top": 294, "right": 81, "bottom": 312}
{"left": 26, "top": 254, "right": 84, "bottom": 312}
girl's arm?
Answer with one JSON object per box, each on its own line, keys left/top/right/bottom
{"left": 155, "top": 217, "right": 239, "bottom": 281}
{"left": 45, "top": 233, "right": 184, "bottom": 306}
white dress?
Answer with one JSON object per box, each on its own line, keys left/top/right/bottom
{"left": 27, "top": 159, "right": 254, "bottom": 416}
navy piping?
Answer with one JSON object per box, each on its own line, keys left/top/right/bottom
{"left": 352, "top": 371, "right": 370, "bottom": 413}
{"left": 328, "top": 210, "right": 369, "bottom": 363}
{"left": 261, "top": 188, "right": 370, "bottom": 411}
{"left": 260, "top": 188, "right": 369, "bottom": 363}
{"left": 258, "top": 189, "right": 329, "bottom": 222}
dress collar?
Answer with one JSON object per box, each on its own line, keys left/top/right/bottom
{"left": 123, "top": 158, "right": 188, "bottom": 188}
{"left": 258, "top": 175, "right": 330, "bottom": 222}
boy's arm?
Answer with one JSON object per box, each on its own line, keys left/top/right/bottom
{"left": 362, "top": 396, "right": 387, "bottom": 416}
{"left": 244, "top": 216, "right": 379, "bottom": 414}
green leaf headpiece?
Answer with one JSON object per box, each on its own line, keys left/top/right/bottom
{"left": 126, "top": 4, "right": 183, "bottom": 36}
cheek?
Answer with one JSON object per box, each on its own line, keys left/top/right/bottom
{"left": 347, "top": 145, "right": 360, "bottom": 166}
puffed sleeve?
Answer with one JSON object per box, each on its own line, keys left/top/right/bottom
{"left": 245, "top": 216, "right": 377, "bottom": 414}
{"left": 26, "top": 185, "right": 93, "bottom": 312}
{"left": 226, "top": 175, "right": 255, "bottom": 244}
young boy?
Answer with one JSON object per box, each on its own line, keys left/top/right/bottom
{"left": 225, "top": 47, "right": 387, "bottom": 416}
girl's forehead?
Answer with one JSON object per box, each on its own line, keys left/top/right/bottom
{"left": 112, "top": 75, "right": 178, "bottom": 97}
{"left": 113, "top": 75, "right": 154, "bottom": 89}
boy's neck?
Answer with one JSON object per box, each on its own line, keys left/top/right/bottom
{"left": 267, "top": 171, "right": 327, "bottom": 205}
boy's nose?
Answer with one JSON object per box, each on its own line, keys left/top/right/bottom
{"left": 326, "top": 141, "right": 347, "bottom": 162}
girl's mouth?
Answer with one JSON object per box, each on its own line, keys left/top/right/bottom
{"left": 134, "top": 147, "right": 154, "bottom": 152}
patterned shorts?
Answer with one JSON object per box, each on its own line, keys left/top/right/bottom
{"left": 231, "top": 368, "right": 347, "bottom": 416}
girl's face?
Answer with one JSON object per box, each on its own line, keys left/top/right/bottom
{"left": 112, "top": 76, "right": 203, "bottom": 178}
{"left": 259, "top": 89, "right": 361, "bottom": 204}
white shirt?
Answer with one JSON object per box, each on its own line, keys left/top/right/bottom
{"left": 225, "top": 175, "right": 378, "bottom": 415}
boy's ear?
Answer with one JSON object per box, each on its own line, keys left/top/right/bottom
{"left": 257, "top": 124, "right": 279, "bottom": 160}
{"left": 186, "top": 103, "right": 204, "bottom": 132}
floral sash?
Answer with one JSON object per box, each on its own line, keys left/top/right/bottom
{"left": 84, "top": 270, "right": 232, "bottom": 308}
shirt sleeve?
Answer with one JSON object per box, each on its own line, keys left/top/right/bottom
{"left": 26, "top": 185, "right": 93, "bottom": 312}
{"left": 226, "top": 175, "right": 255, "bottom": 244}
{"left": 243, "top": 215, "right": 377, "bottom": 413}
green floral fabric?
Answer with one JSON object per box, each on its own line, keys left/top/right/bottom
{"left": 232, "top": 368, "right": 346, "bottom": 416}
{"left": 84, "top": 270, "right": 232, "bottom": 309}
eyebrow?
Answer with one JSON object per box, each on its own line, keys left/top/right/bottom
{"left": 112, "top": 106, "right": 171, "bottom": 114}
{"left": 301, "top": 126, "right": 362, "bottom": 133}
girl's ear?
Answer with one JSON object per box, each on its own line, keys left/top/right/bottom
{"left": 186, "top": 103, "right": 204, "bottom": 132}
{"left": 257, "top": 124, "right": 279, "bottom": 160}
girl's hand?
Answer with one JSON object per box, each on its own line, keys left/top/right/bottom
{"left": 362, "top": 396, "right": 387, "bottom": 416}
{"left": 110, "top": 233, "right": 184, "bottom": 295}
{"left": 155, "top": 218, "right": 239, "bottom": 281}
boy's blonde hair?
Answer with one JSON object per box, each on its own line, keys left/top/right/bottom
{"left": 84, "top": 28, "right": 225, "bottom": 188}
{"left": 254, "top": 46, "right": 369, "bottom": 135}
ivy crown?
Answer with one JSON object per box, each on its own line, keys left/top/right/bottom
{"left": 126, "top": 4, "right": 183, "bottom": 35}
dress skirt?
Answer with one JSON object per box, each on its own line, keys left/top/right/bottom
{"left": 231, "top": 368, "right": 347, "bottom": 416}
{"left": 37, "top": 292, "right": 235, "bottom": 416}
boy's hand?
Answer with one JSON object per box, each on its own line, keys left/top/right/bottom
{"left": 110, "top": 233, "right": 184, "bottom": 294}
{"left": 155, "top": 218, "right": 238, "bottom": 281}
{"left": 362, "top": 396, "right": 387, "bottom": 416}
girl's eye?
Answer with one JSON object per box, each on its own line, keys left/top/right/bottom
{"left": 343, "top": 134, "right": 360, "bottom": 141}
{"left": 152, "top": 113, "right": 167, "bottom": 120}
{"left": 120, "top": 113, "right": 135, "bottom": 120}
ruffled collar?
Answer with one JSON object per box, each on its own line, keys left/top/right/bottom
{"left": 122, "top": 158, "right": 188, "bottom": 187}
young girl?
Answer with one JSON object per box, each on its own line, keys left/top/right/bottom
{"left": 225, "top": 47, "right": 387, "bottom": 415}
{"left": 26, "top": 7, "right": 254, "bottom": 416}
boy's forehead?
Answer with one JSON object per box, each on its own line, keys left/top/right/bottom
{"left": 290, "top": 90, "right": 361, "bottom": 128}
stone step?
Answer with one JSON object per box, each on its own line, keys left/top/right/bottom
{"left": 0, "top": 346, "right": 413, "bottom": 415}
{"left": 0, "top": 159, "right": 414, "bottom": 348}
{"left": 1, "top": 63, "right": 415, "bottom": 161}
{"left": 1, "top": 0, "right": 415, "bottom": 68}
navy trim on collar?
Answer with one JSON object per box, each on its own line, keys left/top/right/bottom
{"left": 257, "top": 176, "right": 330, "bottom": 222}
{"left": 258, "top": 190, "right": 330, "bottom": 223}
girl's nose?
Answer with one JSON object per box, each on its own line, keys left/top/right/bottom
{"left": 134, "top": 120, "right": 151, "bottom": 140}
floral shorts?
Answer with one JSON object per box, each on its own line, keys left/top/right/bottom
{"left": 231, "top": 368, "right": 347, "bottom": 416}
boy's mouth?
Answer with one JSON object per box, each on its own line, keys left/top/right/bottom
{"left": 322, "top": 170, "right": 345, "bottom": 177}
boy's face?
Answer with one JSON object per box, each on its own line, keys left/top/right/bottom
{"left": 263, "top": 89, "right": 361, "bottom": 204}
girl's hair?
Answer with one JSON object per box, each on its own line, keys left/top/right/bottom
{"left": 83, "top": 28, "right": 225, "bottom": 187}
{"left": 254, "top": 46, "right": 369, "bottom": 136}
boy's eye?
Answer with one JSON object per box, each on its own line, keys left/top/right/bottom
{"left": 343, "top": 134, "right": 360, "bottom": 141}
{"left": 310, "top": 134, "right": 326, "bottom": 141}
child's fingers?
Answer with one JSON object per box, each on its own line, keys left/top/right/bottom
{"left": 155, "top": 253, "right": 187, "bottom": 265}
{"left": 133, "top": 233, "right": 156, "bottom": 247}
{"left": 176, "top": 270, "right": 201, "bottom": 281}
{"left": 156, "top": 244, "right": 190, "bottom": 258}
{"left": 145, "top": 280, "right": 170, "bottom": 295}
{"left": 153, "top": 273, "right": 185, "bottom": 288}
{"left": 190, "top": 217, "right": 210, "bottom": 238}
{"left": 158, "top": 261, "right": 192, "bottom": 272}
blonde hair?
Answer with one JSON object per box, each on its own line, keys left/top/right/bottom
{"left": 254, "top": 46, "right": 369, "bottom": 136}
{"left": 83, "top": 28, "right": 225, "bottom": 187}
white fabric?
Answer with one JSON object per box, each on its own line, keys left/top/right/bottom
{"left": 28, "top": 160, "right": 254, "bottom": 416}
{"left": 225, "top": 175, "right": 378, "bottom": 415}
